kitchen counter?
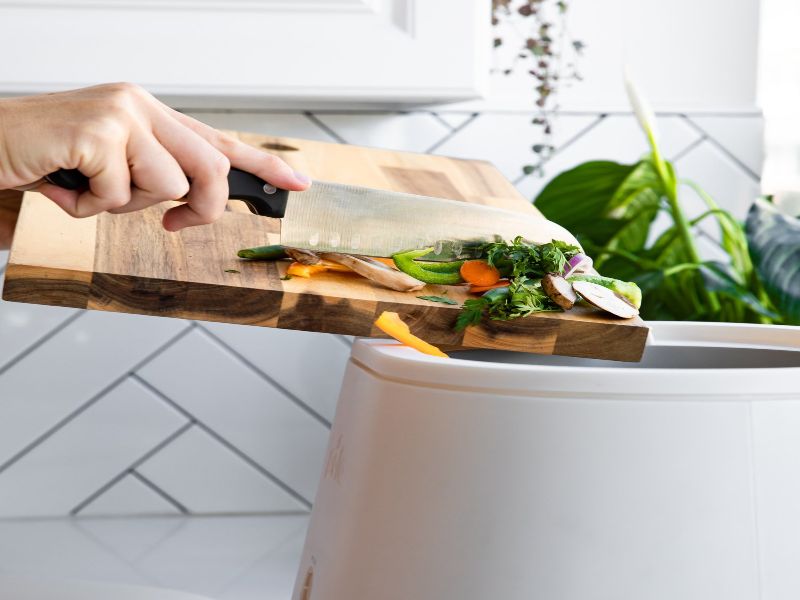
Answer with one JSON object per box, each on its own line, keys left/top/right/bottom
{"left": 0, "top": 515, "right": 308, "bottom": 600}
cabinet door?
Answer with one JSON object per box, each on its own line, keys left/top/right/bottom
{"left": 0, "top": 0, "right": 491, "bottom": 107}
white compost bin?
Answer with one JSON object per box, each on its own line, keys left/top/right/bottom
{"left": 293, "top": 322, "right": 800, "bottom": 600}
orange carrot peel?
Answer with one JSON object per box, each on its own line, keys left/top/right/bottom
{"left": 468, "top": 280, "right": 510, "bottom": 294}
{"left": 460, "top": 260, "right": 501, "bottom": 287}
{"left": 374, "top": 311, "right": 449, "bottom": 358}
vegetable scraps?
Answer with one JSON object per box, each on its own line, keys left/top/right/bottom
{"left": 374, "top": 311, "right": 449, "bottom": 358}
{"left": 237, "top": 240, "right": 642, "bottom": 330}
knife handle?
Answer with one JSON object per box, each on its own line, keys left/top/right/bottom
{"left": 44, "top": 167, "right": 289, "bottom": 218}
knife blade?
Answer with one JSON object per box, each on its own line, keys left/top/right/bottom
{"left": 46, "top": 168, "right": 580, "bottom": 258}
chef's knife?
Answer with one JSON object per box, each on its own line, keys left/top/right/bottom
{"left": 46, "top": 168, "right": 580, "bottom": 258}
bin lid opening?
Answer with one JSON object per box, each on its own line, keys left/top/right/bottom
{"left": 450, "top": 345, "right": 800, "bottom": 370}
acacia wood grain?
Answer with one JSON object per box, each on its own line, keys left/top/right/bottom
{"left": 2, "top": 132, "right": 649, "bottom": 361}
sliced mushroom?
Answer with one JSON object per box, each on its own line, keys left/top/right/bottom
{"left": 541, "top": 273, "right": 577, "bottom": 310}
{"left": 320, "top": 252, "right": 425, "bottom": 292}
{"left": 572, "top": 281, "right": 639, "bottom": 319}
{"left": 285, "top": 247, "right": 321, "bottom": 265}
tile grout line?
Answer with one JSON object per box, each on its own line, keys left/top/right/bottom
{"left": 303, "top": 111, "right": 347, "bottom": 144}
{"left": 680, "top": 115, "right": 761, "bottom": 182}
{"left": 69, "top": 518, "right": 169, "bottom": 588}
{"left": 129, "top": 469, "right": 190, "bottom": 515}
{"left": 130, "top": 372, "right": 313, "bottom": 510}
{"left": 428, "top": 111, "right": 457, "bottom": 132}
{"left": 512, "top": 113, "right": 608, "bottom": 187}
{"left": 424, "top": 112, "right": 480, "bottom": 154}
{"left": 0, "top": 311, "right": 84, "bottom": 378}
{"left": 0, "top": 322, "right": 197, "bottom": 476}
{"left": 669, "top": 133, "right": 708, "bottom": 163}
{"left": 195, "top": 324, "right": 333, "bottom": 429}
{"left": 70, "top": 421, "right": 196, "bottom": 516}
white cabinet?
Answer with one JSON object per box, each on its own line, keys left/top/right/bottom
{"left": 0, "top": 0, "right": 490, "bottom": 107}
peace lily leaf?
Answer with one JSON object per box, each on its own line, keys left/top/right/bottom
{"left": 534, "top": 161, "right": 636, "bottom": 231}
{"left": 746, "top": 198, "right": 800, "bottom": 324}
{"left": 607, "top": 159, "right": 663, "bottom": 214}
{"left": 535, "top": 159, "right": 662, "bottom": 256}
{"left": 700, "top": 261, "right": 780, "bottom": 320}
{"left": 595, "top": 188, "right": 661, "bottom": 269}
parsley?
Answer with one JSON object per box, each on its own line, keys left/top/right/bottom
{"left": 455, "top": 238, "right": 579, "bottom": 330}
{"left": 417, "top": 295, "right": 458, "bottom": 305}
{"left": 224, "top": 269, "right": 241, "bottom": 274}
{"left": 481, "top": 237, "right": 580, "bottom": 279}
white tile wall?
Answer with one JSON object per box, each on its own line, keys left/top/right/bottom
{"left": 0, "top": 106, "right": 762, "bottom": 517}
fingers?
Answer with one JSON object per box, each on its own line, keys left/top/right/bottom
{"left": 108, "top": 136, "right": 189, "bottom": 214}
{"left": 153, "top": 116, "right": 230, "bottom": 231}
{"left": 48, "top": 153, "right": 131, "bottom": 218}
{"left": 166, "top": 108, "right": 311, "bottom": 192}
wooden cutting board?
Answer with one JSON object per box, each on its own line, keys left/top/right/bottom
{"left": 2, "top": 131, "right": 649, "bottom": 361}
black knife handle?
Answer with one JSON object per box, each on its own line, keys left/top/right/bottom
{"left": 44, "top": 167, "right": 289, "bottom": 218}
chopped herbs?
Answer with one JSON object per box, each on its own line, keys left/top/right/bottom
{"left": 481, "top": 237, "right": 581, "bottom": 278}
{"left": 280, "top": 275, "right": 292, "bottom": 281}
{"left": 224, "top": 269, "right": 240, "bottom": 274}
{"left": 455, "top": 238, "right": 582, "bottom": 330}
{"left": 417, "top": 295, "right": 458, "bottom": 305}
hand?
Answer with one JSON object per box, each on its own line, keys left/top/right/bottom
{"left": 0, "top": 191, "right": 21, "bottom": 250}
{"left": 0, "top": 83, "right": 310, "bottom": 231}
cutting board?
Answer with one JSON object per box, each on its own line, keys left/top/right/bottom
{"left": 2, "top": 131, "right": 649, "bottom": 361}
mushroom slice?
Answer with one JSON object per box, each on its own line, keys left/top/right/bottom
{"left": 320, "top": 252, "right": 425, "bottom": 292}
{"left": 285, "top": 247, "right": 321, "bottom": 265}
{"left": 572, "top": 281, "right": 639, "bottom": 319}
{"left": 541, "top": 273, "right": 577, "bottom": 310}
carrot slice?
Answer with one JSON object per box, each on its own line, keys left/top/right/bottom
{"left": 369, "top": 257, "right": 397, "bottom": 268}
{"left": 286, "top": 261, "right": 352, "bottom": 278}
{"left": 286, "top": 262, "right": 329, "bottom": 278}
{"left": 374, "top": 311, "right": 449, "bottom": 358}
{"left": 319, "top": 261, "right": 352, "bottom": 272}
{"left": 469, "top": 280, "right": 510, "bottom": 294}
{"left": 460, "top": 260, "right": 501, "bottom": 287}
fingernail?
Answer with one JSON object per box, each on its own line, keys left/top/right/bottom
{"left": 293, "top": 171, "right": 311, "bottom": 185}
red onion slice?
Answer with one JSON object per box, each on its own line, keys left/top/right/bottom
{"left": 563, "top": 253, "right": 593, "bottom": 277}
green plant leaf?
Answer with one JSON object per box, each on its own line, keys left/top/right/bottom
{"left": 699, "top": 261, "right": 779, "bottom": 320}
{"left": 746, "top": 198, "right": 800, "bottom": 324}
{"left": 534, "top": 161, "right": 637, "bottom": 231}
{"left": 595, "top": 188, "right": 661, "bottom": 269}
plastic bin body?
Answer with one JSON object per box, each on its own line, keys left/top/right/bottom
{"left": 293, "top": 322, "right": 800, "bottom": 600}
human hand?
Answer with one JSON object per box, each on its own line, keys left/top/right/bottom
{"left": 0, "top": 83, "right": 310, "bottom": 231}
{"left": 0, "top": 191, "right": 21, "bottom": 250}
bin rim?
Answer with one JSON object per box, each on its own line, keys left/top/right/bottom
{"left": 352, "top": 321, "right": 800, "bottom": 400}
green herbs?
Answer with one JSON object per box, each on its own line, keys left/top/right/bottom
{"left": 456, "top": 278, "right": 558, "bottom": 331}
{"left": 453, "top": 238, "right": 581, "bottom": 330}
{"left": 482, "top": 237, "right": 580, "bottom": 278}
{"left": 417, "top": 295, "right": 459, "bottom": 305}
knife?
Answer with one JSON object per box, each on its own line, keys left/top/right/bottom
{"left": 45, "top": 168, "right": 580, "bottom": 258}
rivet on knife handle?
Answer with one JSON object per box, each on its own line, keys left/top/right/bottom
{"left": 44, "top": 167, "right": 290, "bottom": 219}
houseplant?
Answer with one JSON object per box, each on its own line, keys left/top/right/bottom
{"left": 533, "top": 77, "right": 799, "bottom": 324}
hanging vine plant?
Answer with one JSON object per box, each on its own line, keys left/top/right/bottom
{"left": 492, "top": 0, "right": 584, "bottom": 176}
